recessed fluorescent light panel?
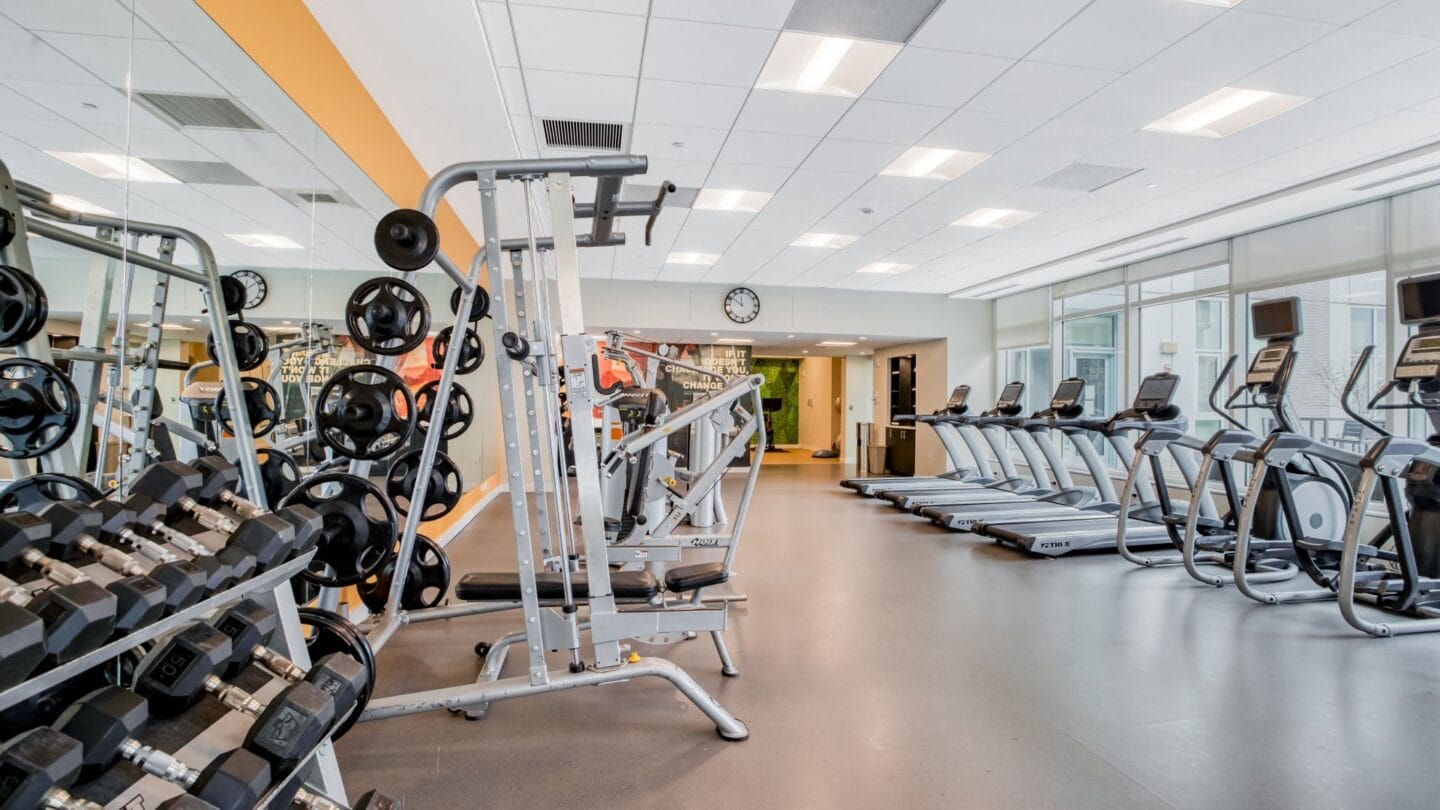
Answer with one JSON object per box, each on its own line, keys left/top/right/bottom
{"left": 666, "top": 251, "right": 720, "bottom": 266}
{"left": 880, "top": 147, "right": 989, "bottom": 181}
{"left": 792, "top": 232, "right": 858, "bottom": 248}
{"left": 227, "top": 233, "right": 303, "bottom": 249}
{"left": 952, "top": 208, "right": 1035, "bottom": 229}
{"left": 857, "top": 261, "right": 914, "bottom": 275}
{"left": 756, "top": 32, "right": 900, "bottom": 97}
{"left": 45, "top": 151, "right": 180, "bottom": 183}
{"left": 716, "top": 338, "right": 754, "bottom": 345}
{"left": 48, "top": 194, "right": 114, "bottom": 216}
{"left": 1144, "top": 87, "right": 1309, "bottom": 138}
{"left": 1183, "top": 0, "right": 1243, "bottom": 6}
{"left": 818, "top": 340, "right": 857, "bottom": 347}
{"left": 692, "top": 188, "right": 773, "bottom": 213}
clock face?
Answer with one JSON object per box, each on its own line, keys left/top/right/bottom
{"left": 724, "top": 287, "right": 760, "bottom": 324}
{"left": 232, "top": 269, "right": 268, "bottom": 310}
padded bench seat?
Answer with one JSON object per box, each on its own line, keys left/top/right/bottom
{"left": 456, "top": 571, "right": 660, "bottom": 602}
{"left": 664, "top": 562, "right": 728, "bottom": 593}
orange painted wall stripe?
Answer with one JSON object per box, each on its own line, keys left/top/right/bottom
{"left": 196, "top": 0, "right": 479, "bottom": 264}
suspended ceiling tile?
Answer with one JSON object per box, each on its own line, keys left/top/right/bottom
{"left": 652, "top": 0, "right": 796, "bottom": 29}
{"left": 1355, "top": 0, "right": 1440, "bottom": 39}
{"left": 910, "top": 0, "right": 1092, "bottom": 58}
{"left": 779, "top": 168, "right": 870, "bottom": 197}
{"left": 829, "top": 99, "right": 951, "bottom": 145}
{"left": 963, "top": 60, "right": 1118, "bottom": 120}
{"left": 1135, "top": 10, "right": 1335, "bottom": 87}
{"left": 1239, "top": 26, "right": 1439, "bottom": 99}
{"left": 0, "top": 0, "right": 161, "bottom": 40}
{"left": 800, "top": 138, "right": 906, "bottom": 175}
{"left": 635, "top": 79, "right": 748, "bottom": 130}
{"left": 642, "top": 18, "right": 777, "bottom": 87}
{"left": 521, "top": 68, "right": 635, "bottom": 120}
{"left": 34, "top": 32, "right": 223, "bottom": 95}
{"left": 703, "top": 162, "right": 793, "bottom": 192}
{"left": 629, "top": 122, "right": 731, "bottom": 163}
{"left": 923, "top": 109, "right": 1044, "bottom": 154}
{"left": 732, "top": 89, "right": 853, "bottom": 136}
{"left": 1242, "top": 0, "right": 1394, "bottom": 25}
{"left": 510, "top": 5, "right": 646, "bottom": 76}
{"left": 1029, "top": 0, "right": 1219, "bottom": 73}
{"left": 718, "top": 130, "right": 820, "bottom": 168}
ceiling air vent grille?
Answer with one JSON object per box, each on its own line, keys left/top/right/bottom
{"left": 541, "top": 118, "right": 624, "bottom": 151}
{"left": 296, "top": 191, "right": 340, "bottom": 204}
{"left": 134, "top": 92, "right": 264, "bottom": 131}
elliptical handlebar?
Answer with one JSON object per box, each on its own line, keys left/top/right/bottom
{"left": 1208, "top": 354, "right": 1247, "bottom": 431}
{"left": 1342, "top": 344, "right": 1391, "bottom": 438}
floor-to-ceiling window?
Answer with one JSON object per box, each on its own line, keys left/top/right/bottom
{"left": 1059, "top": 289, "right": 1125, "bottom": 468}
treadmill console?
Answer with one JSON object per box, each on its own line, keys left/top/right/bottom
{"left": 1132, "top": 374, "right": 1179, "bottom": 414}
{"left": 996, "top": 381, "right": 1024, "bottom": 410}
{"left": 944, "top": 385, "right": 970, "bottom": 413}
{"left": 1251, "top": 296, "right": 1302, "bottom": 340}
{"left": 1049, "top": 378, "right": 1085, "bottom": 410}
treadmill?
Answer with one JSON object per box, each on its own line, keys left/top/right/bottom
{"left": 887, "top": 381, "right": 1057, "bottom": 512}
{"left": 977, "top": 373, "right": 1192, "bottom": 556}
{"left": 922, "top": 378, "right": 1120, "bottom": 531}
{"left": 842, "top": 386, "right": 985, "bottom": 497}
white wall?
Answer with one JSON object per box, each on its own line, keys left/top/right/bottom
{"left": 843, "top": 355, "right": 873, "bottom": 463}
{"left": 797, "top": 356, "right": 834, "bottom": 451}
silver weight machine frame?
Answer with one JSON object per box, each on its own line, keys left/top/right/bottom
{"left": 350, "top": 156, "right": 750, "bottom": 740}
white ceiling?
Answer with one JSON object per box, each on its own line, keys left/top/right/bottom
{"left": 345, "top": 0, "right": 1440, "bottom": 297}
{"left": 0, "top": 0, "right": 392, "bottom": 273}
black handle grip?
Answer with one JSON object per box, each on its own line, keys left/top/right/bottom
{"left": 644, "top": 182, "right": 677, "bottom": 247}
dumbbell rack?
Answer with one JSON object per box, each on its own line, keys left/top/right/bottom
{"left": 0, "top": 157, "right": 353, "bottom": 804}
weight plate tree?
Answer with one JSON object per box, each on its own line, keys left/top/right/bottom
{"left": 280, "top": 471, "right": 399, "bottom": 587}
{"left": 314, "top": 364, "right": 415, "bottom": 460}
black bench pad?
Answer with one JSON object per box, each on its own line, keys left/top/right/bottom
{"left": 456, "top": 571, "right": 659, "bottom": 601}
{"left": 664, "top": 562, "right": 728, "bottom": 593}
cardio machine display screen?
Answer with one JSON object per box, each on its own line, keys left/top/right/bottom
{"left": 945, "top": 386, "right": 970, "bottom": 408}
{"left": 1050, "top": 379, "right": 1084, "bottom": 407}
{"left": 1134, "top": 377, "right": 1177, "bottom": 410}
{"left": 1400, "top": 275, "right": 1440, "bottom": 324}
{"left": 998, "top": 382, "right": 1024, "bottom": 407}
{"left": 1251, "top": 297, "right": 1301, "bottom": 340}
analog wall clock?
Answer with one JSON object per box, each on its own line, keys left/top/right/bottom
{"left": 724, "top": 286, "right": 760, "bottom": 324}
{"left": 231, "top": 269, "right": 269, "bottom": 310}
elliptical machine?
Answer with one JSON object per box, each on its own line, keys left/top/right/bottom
{"left": 1335, "top": 271, "right": 1440, "bottom": 635}
{"left": 1224, "top": 298, "right": 1361, "bottom": 605}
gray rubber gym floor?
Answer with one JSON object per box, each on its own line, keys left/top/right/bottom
{"left": 335, "top": 464, "right": 1440, "bottom": 809}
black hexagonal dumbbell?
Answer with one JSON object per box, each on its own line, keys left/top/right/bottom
{"left": 132, "top": 461, "right": 298, "bottom": 574}
{"left": 0, "top": 572, "right": 114, "bottom": 671}
{"left": 136, "top": 624, "right": 337, "bottom": 774}
{"left": 0, "top": 727, "right": 102, "bottom": 810}
{"left": 211, "top": 599, "right": 367, "bottom": 711}
{"left": 0, "top": 509, "right": 164, "bottom": 639}
{"left": 36, "top": 500, "right": 201, "bottom": 628}
{"left": 191, "top": 456, "right": 324, "bottom": 556}
{"left": 53, "top": 685, "right": 276, "bottom": 810}
{"left": 89, "top": 498, "right": 222, "bottom": 604}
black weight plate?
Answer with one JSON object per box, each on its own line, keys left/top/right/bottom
{"left": 215, "top": 377, "right": 281, "bottom": 438}
{"left": 0, "top": 266, "right": 45, "bottom": 348}
{"left": 295, "top": 607, "right": 375, "bottom": 739}
{"left": 11, "top": 271, "right": 48, "bottom": 346}
{"left": 0, "top": 473, "right": 103, "bottom": 512}
{"left": 430, "top": 326, "right": 484, "bottom": 374}
{"left": 374, "top": 209, "right": 440, "bottom": 271}
{"left": 280, "top": 472, "right": 397, "bottom": 587}
{"left": 236, "top": 447, "right": 302, "bottom": 507}
{"left": 344, "top": 276, "right": 430, "bottom": 356}
{"left": 0, "top": 358, "right": 79, "bottom": 459}
{"left": 206, "top": 319, "right": 269, "bottom": 372}
{"left": 219, "top": 274, "right": 247, "bottom": 315}
{"left": 415, "top": 380, "right": 473, "bottom": 441}
{"left": 356, "top": 534, "right": 450, "bottom": 614}
{"left": 314, "top": 364, "right": 415, "bottom": 461}
{"left": 384, "top": 449, "right": 463, "bottom": 522}
{"left": 449, "top": 285, "right": 490, "bottom": 324}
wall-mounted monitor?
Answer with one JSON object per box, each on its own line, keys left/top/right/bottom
{"left": 1251, "top": 297, "right": 1302, "bottom": 340}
